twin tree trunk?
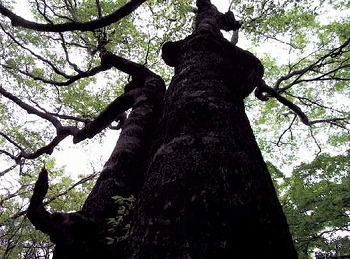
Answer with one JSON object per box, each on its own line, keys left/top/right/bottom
{"left": 126, "top": 30, "right": 297, "bottom": 258}
{"left": 27, "top": 2, "right": 298, "bottom": 258}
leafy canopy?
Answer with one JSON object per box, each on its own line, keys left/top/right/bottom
{"left": 0, "top": 0, "right": 349, "bottom": 258}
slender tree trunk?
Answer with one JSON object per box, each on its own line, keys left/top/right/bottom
{"left": 27, "top": 76, "right": 166, "bottom": 259}
{"left": 127, "top": 28, "right": 297, "bottom": 259}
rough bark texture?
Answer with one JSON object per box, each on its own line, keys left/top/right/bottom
{"left": 27, "top": 1, "right": 297, "bottom": 258}
{"left": 27, "top": 75, "right": 165, "bottom": 259}
{"left": 126, "top": 9, "right": 297, "bottom": 259}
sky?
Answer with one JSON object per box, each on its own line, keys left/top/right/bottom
{"left": 54, "top": 0, "right": 235, "bottom": 176}
{"left": 6, "top": 0, "right": 321, "bottom": 178}
{"left": 34, "top": 0, "right": 297, "bottom": 176}
{"left": 0, "top": 0, "right": 238, "bottom": 178}
{"left": 4, "top": 0, "right": 349, "bottom": 245}
{"left": 7, "top": 0, "right": 337, "bottom": 177}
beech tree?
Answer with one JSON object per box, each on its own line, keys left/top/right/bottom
{"left": 268, "top": 153, "right": 350, "bottom": 259}
{"left": 0, "top": 0, "right": 349, "bottom": 258}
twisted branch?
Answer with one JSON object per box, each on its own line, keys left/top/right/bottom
{"left": 1, "top": 50, "right": 162, "bottom": 163}
{"left": 0, "top": 0, "right": 147, "bottom": 32}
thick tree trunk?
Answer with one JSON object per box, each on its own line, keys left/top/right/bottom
{"left": 28, "top": 1, "right": 297, "bottom": 258}
{"left": 126, "top": 28, "right": 297, "bottom": 259}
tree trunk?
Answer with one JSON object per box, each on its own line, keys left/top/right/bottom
{"left": 127, "top": 27, "right": 297, "bottom": 259}
{"left": 27, "top": 1, "right": 297, "bottom": 258}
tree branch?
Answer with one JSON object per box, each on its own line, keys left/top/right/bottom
{"left": 1, "top": 80, "right": 137, "bottom": 161}
{"left": 0, "top": 164, "right": 17, "bottom": 177}
{"left": 11, "top": 171, "right": 98, "bottom": 220}
{"left": 0, "top": 0, "right": 147, "bottom": 32}
{"left": 19, "top": 127, "right": 77, "bottom": 160}
{"left": 73, "top": 93, "right": 133, "bottom": 143}
{"left": 1, "top": 43, "right": 163, "bottom": 163}
{"left": 285, "top": 92, "right": 345, "bottom": 114}
{"left": 0, "top": 85, "right": 62, "bottom": 128}
{"left": 2, "top": 63, "right": 108, "bottom": 86}
{"left": 30, "top": 99, "right": 88, "bottom": 123}
{"left": 99, "top": 50, "right": 151, "bottom": 77}
{"left": 274, "top": 37, "right": 350, "bottom": 91}
{"left": 26, "top": 168, "right": 55, "bottom": 236}
{"left": 277, "top": 115, "right": 296, "bottom": 146}
{"left": 58, "top": 32, "right": 83, "bottom": 73}
{"left": 0, "top": 132, "right": 25, "bottom": 153}
{"left": 309, "top": 128, "right": 322, "bottom": 155}
{"left": 255, "top": 80, "right": 349, "bottom": 130}
{"left": 255, "top": 80, "right": 310, "bottom": 125}
{"left": 0, "top": 24, "right": 71, "bottom": 79}
{"left": 72, "top": 51, "right": 165, "bottom": 143}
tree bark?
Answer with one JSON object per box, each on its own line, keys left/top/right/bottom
{"left": 27, "top": 75, "right": 166, "bottom": 259}
{"left": 126, "top": 18, "right": 297, "bottom": 259}
{"left": 27, "top": 1, "right": 297, "bottom": 258}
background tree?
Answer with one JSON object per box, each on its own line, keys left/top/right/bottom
{"left": 0, "top": 0, "right": 349, "bottom": 258}
{"left": 268, "top": 152, "right": 350, "bottom": 258}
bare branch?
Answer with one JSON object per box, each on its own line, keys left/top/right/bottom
{"left": 20, "top": 127, "right": 78, "bottom": 160}
{"left": 0, "top": 85, "right": 62, "bottom": 128}
{"left": 99, "top": 50, "right": 152, "bottom": 77}
{"left": 34, "top": 0, "right": 55, "bottom": 24}
{"left": 1, "top": 23, "right": 110, "bottom": 85}
{"left": 12, "top": 170, "right": 98, "bottom": 220}
{"left": 255, "top": 79, "right": 350, "bottom": 130}
{"left": 0, "top": 86, "right": 81, "bottom": 160}
{"left": 255, "top": 31, "right": 297, "bottom": 49}
{"left": 275, "top": 37, "right": 350, "bottom": 91}
{"left": 0, "top": 132, "right": 25, "bottom": 153}
{"left": 45, "top": 171, "right": 98, "bottom": 205}
{"left": 26, "top": 168, "right": 55, "bottom": 236}
{"left": 72, "top": 51, "right": 165, "bottom": 143}
{"left": 255, "top": 80, "right": 349, "bottom": 132}
{"left": 309, "top": 128, "right": 322, "bottom": 156}
{"left": 29, "top": 98, "right": 87, "bottom": 123}
{"left": 46, "top": 113, "right": 88, "bottom": 123}
{"left": 0, "top": 164, "right": 17, "bottom": 177}
{"left": 309, "top": 118, "right": 349, "bottom": 130}
{"left": 1, "top": 35, "right": 163, "bottom": 163}
{"left": 287, "top": 63, "right": 350, "bottom": 86}
{"left": 95, "top": 0, "right": 103, "bottom": 19}
{"left": 63, "top": 0, "right": 79, "bottom": 22}
{"left": 73, "top": 93, "right": 133, "bottom": 143}
{"left": 285, "top": 92, "right": 344, "bottom": 114}
{"left": 0, "top": 0, "right": 147, "bottom": 32}
{"left": 0, "top": 24, "right": 71, "bottom": 79}
{"left": 0, "top": 149, "right": 16, "bottom": 160}
{"left": 255, "top": 80, "right": 310, "bottom": 125}
{"left": 277, "top": 115, "right": 296, "bottom": 146}
{"left": 2, "top": 64, "right": 108, "bottom": 86}
{"left": 0, "top": 184, "right": 31, "bottom": 206}
{"left": 1, "top": 81, "right": 131, "bottom": 161}
{"left": 58, "top": 32, "right": 83, "bottom": 73}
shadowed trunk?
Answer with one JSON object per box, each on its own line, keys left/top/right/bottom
{"left": 27, "top": 75, "right": 166, "bottom": 259}
{"left": 27, "top": 1, "right": 297, "bottom": 258}
{"left": 126, "top": 24, "right": 297, "bottom": 259}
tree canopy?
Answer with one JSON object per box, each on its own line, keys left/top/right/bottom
{"left": 0, "top": 0, "right": 349, "bottom": 258}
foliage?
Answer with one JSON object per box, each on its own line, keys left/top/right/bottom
{"left": 0, "top": 161, "right": 95, "bottom": 258}
{"left": 105, "top": 195, "right": 135, "bottom": 245}
{"left": 0, "top": 0, "right": 349, "bottom": 257}
{"left": 239, "top": 0, "right": 350, "bottom": 167}
{"left": 268, "top": 152, "right": 350, "bottom": 258}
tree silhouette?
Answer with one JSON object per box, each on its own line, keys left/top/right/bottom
{"left": 0, "top": 0, "right": 349, "bottom": 258}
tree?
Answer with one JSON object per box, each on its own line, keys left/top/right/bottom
{"left": 0, "top": 0, "right": 349, "bottom": 258}
{"left": 0, "top": 158, "right": 96, "bottom": 258}
{"left": 269, "top": 153, "right": 350, "bottom": 258}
